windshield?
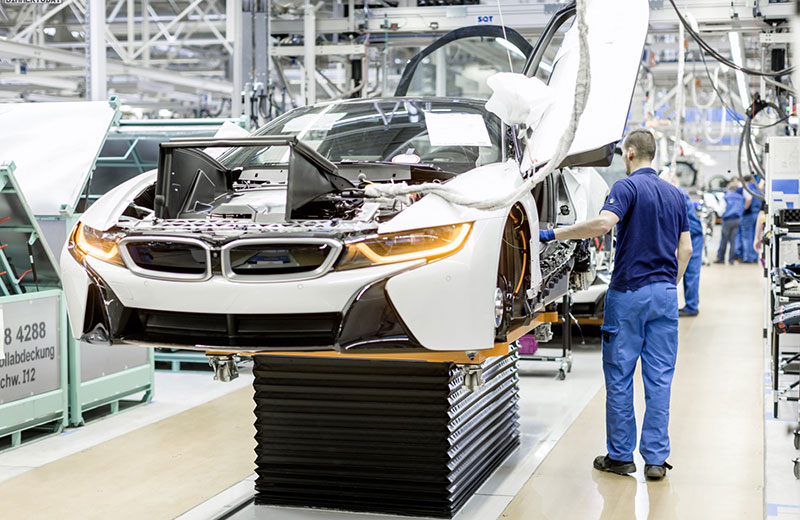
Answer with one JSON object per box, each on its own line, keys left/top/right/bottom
{"left": 220, "top": 100, "right": 502, "bottom": 174}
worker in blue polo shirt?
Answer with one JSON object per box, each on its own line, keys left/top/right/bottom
{"left": 539, "top": 129, "right": 692, "bottom": 481}
{"left": 734, "top": 174, "right": 762, "bottom": 263}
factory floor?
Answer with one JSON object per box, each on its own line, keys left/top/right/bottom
{"left": 0, "top": 263, "right": 797, "bottom": 520}
{"left": 503, "top": 263, "right": 776, "bottom": 519}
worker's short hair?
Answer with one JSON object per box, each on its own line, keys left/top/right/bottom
{"left": 743, "top": 174, "right": 754, "bottom": 183}
{"left": 622, "top": 129, "right": 657, "bottom": 161}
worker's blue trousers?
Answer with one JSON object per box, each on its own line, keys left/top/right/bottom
{"left": 734, "top": 212, "right": 759, "bottom": 263}
{"left": 602, "top": 282, "right": 679, "bottom": 465}
{"left": 682, "top": 233, "right": 704, "bottom": 314}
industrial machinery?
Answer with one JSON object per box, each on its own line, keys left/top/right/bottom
{"left": 764, "top": 136, "right": 800, "bottom": 479}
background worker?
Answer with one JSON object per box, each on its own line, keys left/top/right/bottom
{"left": 735, "top": 174, "right": 763, "bottom": 263}
{"left": 716, "top": 179, "right": 745, "bottom": 264}
{"left": 663, "top": 173, "right": 704, "bottom": 317}
{"left": 539, "top": 129, "right": 692, "bottom": 481}
{"left": 680, "top": 188, "right": 704, "bottom": 317}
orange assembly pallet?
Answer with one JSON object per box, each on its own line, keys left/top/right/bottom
{"left": 208, "top": 313, "right": 557, "bottom": 365}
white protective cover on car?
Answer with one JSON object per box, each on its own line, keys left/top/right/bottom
{"left": 485, "top": 74, "right": 555, "bottom": 129}
{"left": 487, "top": 0, "right": 649, "bottom": 170}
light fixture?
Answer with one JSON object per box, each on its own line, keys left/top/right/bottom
{"left": 728, "top": 32, "right": 750, "bottom": 111}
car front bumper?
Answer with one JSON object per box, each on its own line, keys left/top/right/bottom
{"left": 60, "top": 218, "right": 505, "bottom": 353}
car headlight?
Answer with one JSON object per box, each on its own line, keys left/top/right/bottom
{"left": 68, "top": 222, "right": 124, "bottom": 266}
{"left": 336, "top": 223, "right": 472, "bottom": 270}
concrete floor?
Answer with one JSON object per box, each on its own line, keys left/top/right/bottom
{"left": 503, "top": 263, "right": 767, "bottom": 519}
{"left": 0, "top": 262, "right": 796, "bottom": 520}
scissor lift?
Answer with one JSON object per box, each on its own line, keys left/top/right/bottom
{"left": 207, "top": 313, "right": 552, "bottom": 518}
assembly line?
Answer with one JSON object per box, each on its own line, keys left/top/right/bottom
{"left": 0, "top": 0, "right": 797, "bottom": 519}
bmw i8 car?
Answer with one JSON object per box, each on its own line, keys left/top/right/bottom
{"left": 60, "top": 0, "right": 648, "bottom": 355}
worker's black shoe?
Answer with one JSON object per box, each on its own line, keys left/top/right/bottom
{"left": 593, "top": 455, "right": 636, "bottom": 475}
{"left": 678, "top": 309, "right": 698, "bottom": 317}
{"left": 713, "top": 259, "right": 724, "bottom": 264}
{"left": 644, "top": 462, "right": 673, "bottom": 481}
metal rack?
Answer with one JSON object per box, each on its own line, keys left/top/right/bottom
{"left": 763, "top": 137, "right": 800, "bottom": 479}
{"left": 0, "top": 162, "right": 68, "bottom": 451}
{"left": 768, "top": 210, "right": 800, "bottom": 466}
{"left": 0, "top": 100, "right": 156, "bottom": 427}
{"left": 519, "top": 295, "right": 573, "bottom": 380}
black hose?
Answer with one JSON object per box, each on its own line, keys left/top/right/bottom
{"left": 698, "top": 50, "right": 746, "bottom": 127}
{"left": 744, "top": 120, "right": 764, "bottom": 178}
{"left": 736, "top": 119, "right": 759, "bottom": 198}
{"left": 207, "top": 98, "right": 227, "bottom": 118}
{"left": 668, "top": 0, "right": 796, "bottom": 78}
{"left": 735, "top": 98, "right": 776, "bottom": 201}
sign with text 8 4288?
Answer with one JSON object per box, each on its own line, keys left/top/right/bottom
{"left": 0, "top": 296, "right": 60, "bottom": 404}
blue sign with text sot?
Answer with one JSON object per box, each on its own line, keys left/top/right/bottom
{"left": 477, "top": 15, "right": 494, "bottom": 23}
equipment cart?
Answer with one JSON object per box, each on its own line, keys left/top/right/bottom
{"left": 519, "top": 295, "right": 573, "bottom": 380}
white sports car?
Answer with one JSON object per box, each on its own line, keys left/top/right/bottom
{"left": 61, "top": 1, "right": 648, "bottom": 355}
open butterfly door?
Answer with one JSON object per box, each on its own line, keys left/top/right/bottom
{"left": 521, "top": 0, "right": 649, "bottom": 169}
{"left": 395, "top": 25, "right": 534, "bottom": 100}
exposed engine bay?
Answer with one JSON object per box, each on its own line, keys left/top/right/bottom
{"left": 112, "top": 136, "right": 592, "bottom": 314}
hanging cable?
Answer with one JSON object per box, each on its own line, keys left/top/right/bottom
{"left": 365, "top": 0, "right": 592, "bottom": 211}
{"left": 702, "top": 106, "right": 728, "bottom": 144}
{"left": 691, "top": 65, "right": 720, "bottom": 110}
{"left": 735, "top": 96, "right": 780, "bottom": 200}
{"left": 698, "top": 49, "right": 747, "bottom": 126}
{"left": 669, "top": 20, "right": 686, "bottom": 174}
{"left": 495, "top": 0, "right": 515, "bottom": 73}
{"left": 697, "top": 47, "right": 788, "bottom": 130}
{"left": 667, "top": 0, "right": 796, "bottom": 78}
